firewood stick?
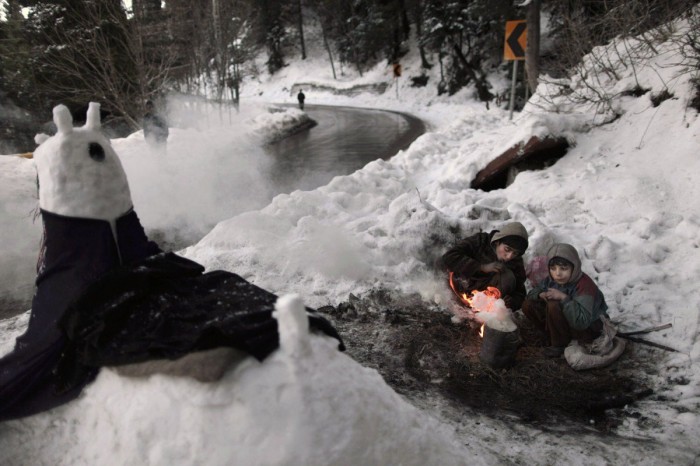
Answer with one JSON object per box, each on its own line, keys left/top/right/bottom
{"left": 618, "top": 323, "right": 672, "bottom": 337}
{"left": 618, "top": 334, "right": 679, "bottom": 353}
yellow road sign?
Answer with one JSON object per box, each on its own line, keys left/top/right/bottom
{"left": 504, "top": 20, "right": 527, "bottom": 61}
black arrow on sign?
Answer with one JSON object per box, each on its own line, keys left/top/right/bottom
{"left": 507, "top": 22, "right": 527, "bottom": 58}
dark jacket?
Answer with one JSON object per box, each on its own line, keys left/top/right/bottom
{"left": 0, "top": 209, "right": 161, "bottom": 421}
{"left": 440, "top": 231, "right": 527, "bottom": 309}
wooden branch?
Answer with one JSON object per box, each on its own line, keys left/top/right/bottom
{"left": 618, "top": 335, "right": 679, "bottom": 353}
{"left": 618, "top": 323, "right": 672, "bottom": 337}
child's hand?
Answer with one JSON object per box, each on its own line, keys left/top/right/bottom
{"left": 502, "top": 295, "right": 516, "bottom": 310}
{"left": 480, "top": 262, "right": 505, "bottom": 273}
{"left": 542, "top": 288, "right": 567, "bottom": 301}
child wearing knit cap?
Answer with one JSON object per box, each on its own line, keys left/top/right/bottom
{"left": 437, "top": 221, "right": 529, "bottom": 310}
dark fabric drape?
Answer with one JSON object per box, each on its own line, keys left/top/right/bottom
{"left": 57, "top": 252, "right": 344, "bottom": 390}
{"left": 1, "top": 209, "right": 341, "bottom": 422}
{"left": 0, "top": 209, "right": 160, "bottom": 421}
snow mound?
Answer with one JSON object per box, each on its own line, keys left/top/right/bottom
{"left": 0, "top": 295, "right": 484, "bottom": 466}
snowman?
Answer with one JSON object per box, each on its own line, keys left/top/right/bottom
{"left": 0, "top": 103, "right": 342, "bottom": 421}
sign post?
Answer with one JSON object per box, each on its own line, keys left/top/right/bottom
{"left": 504, "top": 20, "right": 527, "bottom": 120}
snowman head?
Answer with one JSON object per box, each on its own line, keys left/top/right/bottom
{"left": 33, "top": 102, "right": 133, "bottom": 221}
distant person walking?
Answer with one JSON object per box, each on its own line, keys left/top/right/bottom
{"left": 297, "top": 90, "right": 306, "bottom": 110}
{"left": 142, "top": 100, "right": 169, "bottom": 148}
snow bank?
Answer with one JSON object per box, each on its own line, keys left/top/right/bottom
{"left": 184, "top": 13, "right": 700, "bottom": 461}
{"left": 0, "top": 297, "right": 483, "bottom": 466}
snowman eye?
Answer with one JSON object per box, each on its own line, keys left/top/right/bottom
{"left": 88, "top": 142, "right": 105, "bottom": 161}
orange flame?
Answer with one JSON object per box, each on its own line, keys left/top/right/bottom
{"left": 448, "top": 272, "right": 501, "bottom": 339}
{"left": 448, "top": 272, "right": 501, "bottom": 307}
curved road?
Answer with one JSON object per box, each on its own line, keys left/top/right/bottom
{"left": 266, "top": 105, "right": 425, "bottom": 194}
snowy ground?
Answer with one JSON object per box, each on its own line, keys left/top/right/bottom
{"left": 1, "top": 12, "right": 700, "bottom": 466}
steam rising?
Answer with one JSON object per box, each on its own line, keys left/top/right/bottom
{"left": 116, "top": 97, "right": 302, "bottom": 247}
{"left": 0, "top": 97, "right": 309, "bottom": 314}
{"left": 470, "top": 291, "right": 517, "bottom": 332}
{"left": 0, "top": 153, "right": 42, "bottom": 315}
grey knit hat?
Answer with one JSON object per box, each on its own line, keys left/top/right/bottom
{"left": 491, "top": 221, "right": 529, "bottom": 253}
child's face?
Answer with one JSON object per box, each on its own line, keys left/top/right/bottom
{"left": 549, "top": 264, "right": 573, "bottom": 284}
{"left": 495, "top": 242, "right": 521, "bottom": 262}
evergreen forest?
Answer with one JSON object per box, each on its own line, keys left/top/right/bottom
{"left": 0, "top": 0, "right": 697, "bottom": 131}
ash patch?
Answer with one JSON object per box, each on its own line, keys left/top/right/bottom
{"left": 319, "top": 288, "right": 650, "bottom": 432}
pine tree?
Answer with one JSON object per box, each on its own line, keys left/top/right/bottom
{"left": 420, "top": 0, "right": 515, "bottom": 98}
{"left": 0, "top": 0, "right": 36, "bottom": 108}
{"left": 164, "top": 0, "right": 213, "bottom": 91}
{"left": 257, "top": 0, "right": 285, "bottom": 74}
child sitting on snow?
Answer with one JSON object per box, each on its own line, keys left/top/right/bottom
{"left": 437, "top": 221, "right": 529, "bottom": 310}
{"left": 522, "top": 243, "right": 609, "bottom": 358}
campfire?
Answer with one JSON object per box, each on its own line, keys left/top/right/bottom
{"left": 448, "top": 272, "right": 519, "bottom": 368}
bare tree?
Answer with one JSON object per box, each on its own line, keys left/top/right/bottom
{"left": 27, "top": 0, "right": 176, "bottom": 128}
{"left": 307, "top": 0, "right": 338, "bottom": 78}
{"left": 321, "top": 21, "right": 337, "bottom": 79}
{"left": 164, "top": 0, "right": 214, "bottom": 95}
{"left": 296, "top": 0, "right": 307, "bottom": 59}
{"left": 526, "top": 0, "right": 540, "bottom": 94}
{"left": 218, "top": 0, "right": 257, "bottom": 105}
{"left": 537, "top": 0, "right": 697, "bottom": 116}
{"left": 409, "top": 0, "right": 432, "bottom": 69}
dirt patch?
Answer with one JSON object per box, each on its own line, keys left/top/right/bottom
{"left": 319, "top": 288, "right": 649, "bottom": 432}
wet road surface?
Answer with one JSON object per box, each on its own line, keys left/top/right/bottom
{"left": 266, "top": 105, "right": 425, "bottom": 193}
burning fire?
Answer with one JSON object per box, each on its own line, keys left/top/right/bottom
{"left": 448, "top": 272, "right": 502, "bottom": 338}
{"left": 448, "top": 272, "right": 501, "bottom": 307}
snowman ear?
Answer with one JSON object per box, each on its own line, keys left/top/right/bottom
{"left": 53, "top": 105, "right": 73, "bottom": 135}
{"left": 34, "top": 133, "right": 50, "bottom": 145}
{"left": 85, "top": 102, "right": 101, "bottom": 130}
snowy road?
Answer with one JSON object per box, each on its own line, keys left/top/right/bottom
{"left": 265, "top": 104, "right": 425, "bottom": 193}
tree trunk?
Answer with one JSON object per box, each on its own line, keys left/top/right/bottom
{"left": 212, "top": 0, "right": 224, "bottom": 101}
{"left": 397, "top": 0, "right": 410, "bottom": 41}
{"left": 321, "top": 23, "right": 337, "bottom": 79}
{"left": 452, "top": 43, "right": 492, "bottom": 102}
{"left": 412, "top": 0, "right": 432, "bottom": 69}
{"left": 525, "top": 0, "right": 541, "bottom": 94}
{"left": 297, "top": 0, "right": 306, "bottom": 59}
